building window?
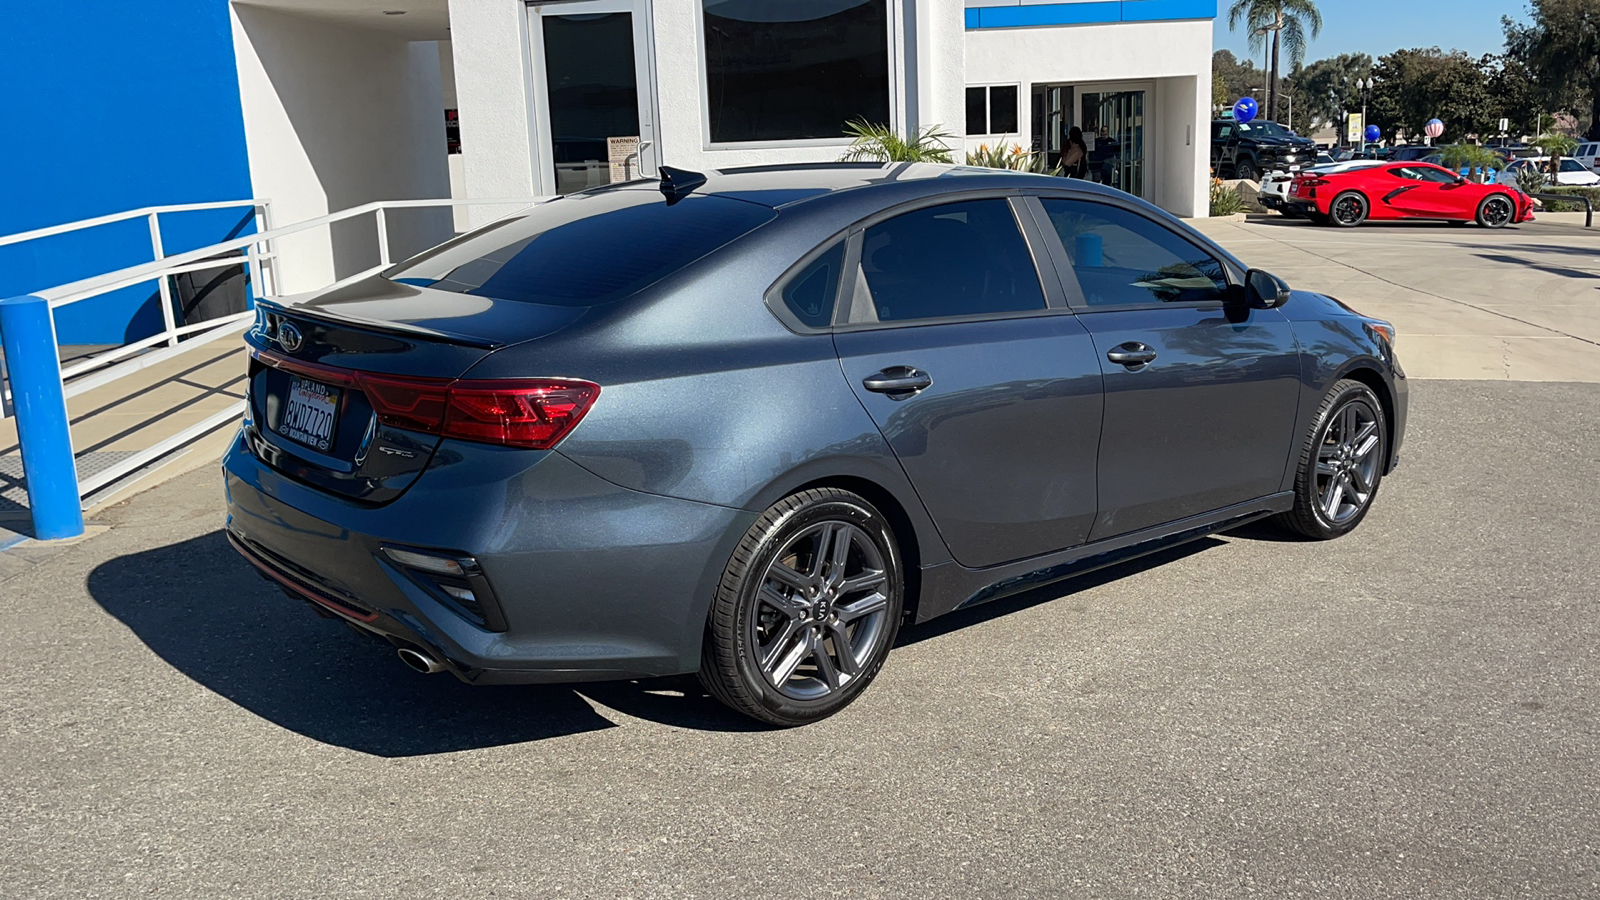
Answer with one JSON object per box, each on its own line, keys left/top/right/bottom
{"left": 965, "top": 85, "right": 1019, "bottom": 136}
{"left": 702, "top": 0, "right": 890, "bottom": 144}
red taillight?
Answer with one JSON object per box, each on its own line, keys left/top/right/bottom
{"left": 254, "top": 350, "right": 600, "bottom": 450}
{"left": 1298, "top": 177, "right": 1330, "bottom": 188}
{"left": 442, "top": 381, "right": 600, "bottom": 449}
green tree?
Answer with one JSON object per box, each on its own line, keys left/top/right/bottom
{"left": 1212, "top": 50, "right": 1265, "bottom": 110}
{"left": 1286, "top": 53, "right": 1374, "bottom": 135}
{"left": 1509, "top": 0, "right": 1600, "bottom": 140}
{"left": 1369, "top": 48, "right": 1495, "bottom": 142}
{"left": 839, "top": 121, "right": 954, "bottom": 163}
{"left": 1228, "top": 0, "right": 1324, "bottom": 123}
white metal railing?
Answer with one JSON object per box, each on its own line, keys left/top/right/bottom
{"left": 1, "top": 196, "right": 542, "bottom": 506}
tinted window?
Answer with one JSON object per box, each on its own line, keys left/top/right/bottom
{"left": 989, "top": 85, "right": 1018, "bottom": 133}
{"left": 1040, "top": 199, "right": 1230, "bottom": 306}
{"left": 1561, "top": 159, "right": 1586, "bottom": 172}
{"left": 703, "top": 0, "right": 889, "bottom": 143}
{"left": 781, "top": 242, "right": 846, "bottom": 328}
{"left": 387, "top": 190, "right": 776, "bottom": 305}
{"left": 965, "top": 87, "right": 987, "bottom": 135}
{"left": 857, "top": 199, "right": 1045, "bottom": 322}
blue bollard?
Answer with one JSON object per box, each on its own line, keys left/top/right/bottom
{"left": 0, "top": 295, "right": 84, "bottom": 540}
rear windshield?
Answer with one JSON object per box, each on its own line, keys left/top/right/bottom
{"left": 386, "top": 188, "right": 777, "bottom": 306}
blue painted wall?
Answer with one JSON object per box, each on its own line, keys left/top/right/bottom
{"left": 0, "top": 1, "right": 254, "bottom": 345}
{"left": 965, "top": 0, "right": 1218, "bottom": 29}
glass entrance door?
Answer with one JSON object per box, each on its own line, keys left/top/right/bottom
{"left": 1079, "top": 89, "right": 1146, "bottom": 198}
{"left": 530, "top": 1, "right": 658, "bottom": 195}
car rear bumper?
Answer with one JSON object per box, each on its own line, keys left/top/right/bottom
{"left": 222, "top": 431, "right": 755, "bottom": 684}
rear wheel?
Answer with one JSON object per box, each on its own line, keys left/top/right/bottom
{"left": 1330, "top": 191, "right": 1369, "bottom": 227}
{"left": 699, "top": 489, "right": 903, "bottom": 726}
{"left": 1477, "top": 193, "right": 1515, "bottom": 228}
{"left": 1274, "top": 379, "right": 1388, "bottom": 540}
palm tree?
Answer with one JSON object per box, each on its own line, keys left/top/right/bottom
{"left": 1228, "top": 0, "right": 1322, "bottom": 125}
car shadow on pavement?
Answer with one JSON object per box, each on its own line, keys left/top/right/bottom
{"left": 85, "top": 530, "right": 760, "bottom": 756}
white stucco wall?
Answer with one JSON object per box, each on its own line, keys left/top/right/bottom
{"left": 446, "top": 0, "right": 969, "bottom": 208}
{"left": 963, "top": 19, "right": 1213, "bottom": 216}
{"left": 232, "top": 5, "right": 453, "bottom": 293}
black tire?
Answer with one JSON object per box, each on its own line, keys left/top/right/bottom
{"left": 1476, "top": 192, "right": 1515, "bottom": 228}
{"left": 1236, "top": 159, "right": 1260, "bottom": 182}
{"left": 1307, "top": 210, "right": 1330, "bottom": 225}
{"left": 699, "top": 488, "right": 904, "bottom": 726}
{"left": 1330, "top": 191, "right": 1369, "bottom": 227}
{"left": 1274, "top": 379, "right": 1389, "bottom": 540}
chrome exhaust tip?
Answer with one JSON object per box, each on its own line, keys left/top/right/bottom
{"left": 396, "top": 647, "right": 445, "bottom": 675}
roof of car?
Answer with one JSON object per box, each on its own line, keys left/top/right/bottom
{"left": 627, "top": 162, "right": 1128, "bottom": 210}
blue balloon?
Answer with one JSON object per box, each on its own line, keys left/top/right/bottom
{"left": 1233, "top": 97, "right": 1258, "bottom": 124}
{"left": 1364, "top": 124, "right": 1382, "bottom": 143}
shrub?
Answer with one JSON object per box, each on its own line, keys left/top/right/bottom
{"left": 840, "top": 121, "right": 955, "bottom": 163}
{"left": 1537, "top": 185, "right": 1600, "bottom": 214}
{"left": 1210, "top": 179, "right": 1246, "bottom": 217}
{"left": 963, "top": 142, "right": 1063, "bottom": 176}
{"left": 1515, "top": 166, "right": 1549, "bottom": 195}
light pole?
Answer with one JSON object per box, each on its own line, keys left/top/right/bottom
{"left": 1354, "top": 77, "right": 1374, "bottom": 147}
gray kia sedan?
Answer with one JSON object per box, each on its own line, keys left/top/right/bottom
{"left": 224, "top": 163, "right": 1406, "bottom": 726}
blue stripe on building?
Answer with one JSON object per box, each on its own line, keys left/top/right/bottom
{"left": 965, "top": 0, "right": 1219, "bottom": 29}
{"left": 0, "top": 1, "right": 253, "bottom": 345}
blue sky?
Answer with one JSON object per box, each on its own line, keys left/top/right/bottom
{"left": 1213, "top": 0, "right": 1528, "bottom": 65}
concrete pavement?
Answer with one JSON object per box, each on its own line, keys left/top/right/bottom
{"left": 1195, "top": 216, "right": 1600, "bottom": 382}
{"left": 1, "top": 379, "right": 1598, "bottom": 898}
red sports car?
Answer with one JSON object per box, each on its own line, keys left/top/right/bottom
{"left": 1288, "top": 162, "right": 1535, "bottom": 228}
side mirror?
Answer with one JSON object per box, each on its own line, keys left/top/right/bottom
{"left": 1244, "top": 269, "right": 1291, "bottom": 309}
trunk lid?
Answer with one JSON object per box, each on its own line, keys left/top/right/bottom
{"left": 241, "top": 283, "right": 587, "bottom": 504}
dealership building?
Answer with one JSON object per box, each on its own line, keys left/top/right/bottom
{"left": 2, "top": 0, "right": 1216, "bottom": 345}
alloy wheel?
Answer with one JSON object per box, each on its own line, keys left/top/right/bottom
{"left": 748, "top": 521, "right": 892, "bottom": 701}
{"left": 1482, "top": 196, "right": 1513, "bottom": 228}
{"left": 1332, "top": 193, "right": 1367, "bottom": 226}
{"left": 1315, "top": 399, "right": 1383, "bottom": 525}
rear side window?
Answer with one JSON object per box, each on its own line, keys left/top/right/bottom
{"left": 855, "top": 198, "right": 1045, "bottom": 323}
{"left": 386, "top": 189, "right": 776, "bottom": 306}
{"left": 1040, "top": 199, "right": 1230, "bottom": 307}
{"left": 780, "top": 242, "right": 846, "bottom": 328}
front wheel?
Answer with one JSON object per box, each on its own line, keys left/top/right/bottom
{"left": 1274, "top": 379, "right": 1388, "bottom": 540}
{"left": 1477, "top": 193, "right": 1515, "bottom": 228}
{"left": 1236, "top": 159, "right": 1260, "bottom": 182}
{"left": 699, "top": 488, "right": 904, "bottom": 726}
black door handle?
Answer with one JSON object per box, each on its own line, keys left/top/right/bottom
{"left": 862, "top": 366, "right": 932, "bottom": 394}
{"left": 1106, "top": 342, "right": 1158, "bottom": 367}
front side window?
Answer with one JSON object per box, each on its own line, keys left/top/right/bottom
{"left": 1040, "top": 199, "right": 1230, "bottom": 307}
{"left": 703, "top": 0, "right": 889, "bottom": 144}
{"left": 1561, "top": 159, "right": 1586, "bottom": 173}
{"left": 856, "top": 199, "right": 1046, "bottom": 323}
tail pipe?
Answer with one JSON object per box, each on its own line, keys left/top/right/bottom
{"left": 396, "top": 647, "right": 446, "bottom": 675}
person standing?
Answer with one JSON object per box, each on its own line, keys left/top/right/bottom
{"left": 1062, "top": 126, "right": 1089, "bottom": 178}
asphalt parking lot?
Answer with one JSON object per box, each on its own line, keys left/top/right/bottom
{"left": 3, "top": 221, "right": 1599, "bottom": 898}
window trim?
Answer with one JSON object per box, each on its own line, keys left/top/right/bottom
{"left": 965, "top": 82, "right": 1023, "bottom": 138}
{"left": 829, "top": 191, "right": 1066, "bottom": 332}
{"left": 1021, "top": 194, "right": 1244, "bottom": 314}
{"left": 697, "top": 0, "right": 902, "bottom": 150}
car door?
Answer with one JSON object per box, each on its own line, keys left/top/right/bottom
{"left": 832, "top": 195, "right": 1105, "bottom": 569}
{"left": 1027, "top": 195, "right": 1303, "bottom": 542}
{"left": 1386, "top": 165, "right": 1475, "bottom": 218}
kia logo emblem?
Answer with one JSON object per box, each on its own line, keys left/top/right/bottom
{"left": 276, "top": 321, "right": 304, "bottom": 353}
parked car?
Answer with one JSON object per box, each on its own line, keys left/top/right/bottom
{"left": 225, "top": 164, "right": 1407, "bottom": 726}
{"left": 1211, "top": 119, "right": 1319, "bottom": 181}
{"left": 1496, "top": 156, "right": 1600, "bottom": 187}
{"left": 1315, "top": 152, "right": 1336, "bottom": 166}
{"left": 1259, "top": 160, "right": 1384, "bottom": 215}
{"left": 1572, "top": 142, "right": 1600, "bottom": 172}
{"left": 1387, "top": 146, "right": 1437, "bottom": 163}
{"left": 1289, "top": 161, "right": 1534, "bottom": 227}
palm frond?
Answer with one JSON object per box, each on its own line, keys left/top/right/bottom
{"left": 840, "top": 120, "right": 955, "bottom": 163}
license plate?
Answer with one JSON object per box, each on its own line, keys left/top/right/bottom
{"left": 278, "top": 375, "right": 341, "bottom": 452}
